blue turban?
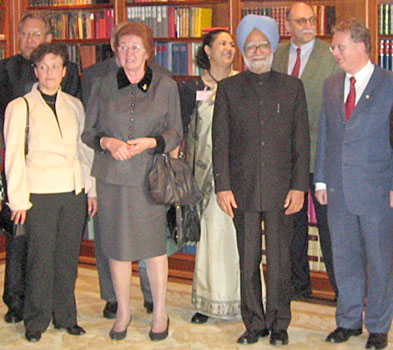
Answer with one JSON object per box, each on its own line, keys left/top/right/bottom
{"left": 236, "top": 15, "right": 279, "bottom": 55}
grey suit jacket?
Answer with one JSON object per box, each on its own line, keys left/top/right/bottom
{"left": 273, "top": 39, "right": 340, "bottom": 171}
{"left": 82, "top": 67, "right": 182, "bottom": 187}
{"left": 314, "top": 65, "right": 393, "bottom": 215}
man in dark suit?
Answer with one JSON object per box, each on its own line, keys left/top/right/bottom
{"left": 81, "top": 21, "right": 173, "bottom": 320}
{"left": 0, "top": 12, "right": 80, "bottom": 324}
{"left": 315, "top": 18, "right": 393, "bottom": 350}
{"left": 273, "top": 1, "right": 339, "bottom": 300}
{"left": 212, "top": 15, "right": 309, "bottom": 346}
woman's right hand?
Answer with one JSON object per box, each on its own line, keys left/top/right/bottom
{"left": 100, "top": 137, "right": 134, "bottom": 161}
{"left": 11, "top": 210, "right": 27, "bottom": 224}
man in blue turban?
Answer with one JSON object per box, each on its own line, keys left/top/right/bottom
{"left": 212, "top": 15, "right": 310, "bottom": 346}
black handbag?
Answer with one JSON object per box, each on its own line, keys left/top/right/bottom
{"left": 0, "top": 97, "right": 29, "bottom": 238}
{"left": 148, "top": 152, "right": 201, "bottom": 249}
{"left": 148, "top": 153, "right": 201, "bottom": 206}
{"left": 166, "top": 203, "right": 201, "bottom": 245}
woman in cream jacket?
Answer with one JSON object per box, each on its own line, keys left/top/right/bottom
{"left": 4, "top": 42, "right": 96, "bottom": 342}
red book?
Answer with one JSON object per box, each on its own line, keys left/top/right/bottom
{"left": 168, "top": 7, "right": 176, "bottom": 38}
{"left": 105, "top": 9, "right": 114, "bottom": 39}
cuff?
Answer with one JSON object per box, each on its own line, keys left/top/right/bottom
{"left": 315, "top": 182, "right": 327, "bottom": 191}
{"left": 152, "top": 135, "right": 165, "bottom": 154}
{"left": 94, "top": 132, "right": 108, "bottom": 153}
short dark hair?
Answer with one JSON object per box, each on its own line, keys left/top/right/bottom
{"left": 196, "top": 29, "right": 232, "bottom": 70}
{"left": 333, "top": 18, "right": 371, "bottom": 54}
{"left": 30, "top": 42, "right": 68, "bottom": 66}
{"left": 19, "top": 12, "right": 52, "bottom": 35}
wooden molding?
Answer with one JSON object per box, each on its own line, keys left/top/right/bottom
{"left": 0, "top": 237, "right": 335, "bottom": 300}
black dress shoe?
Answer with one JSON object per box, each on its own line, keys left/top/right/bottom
{"left": 144, "top": 301, "right": 153, "bottom": 314}
{"left": 326, "top": 327, "right": 362, "bottom": 343}
{"left": 270, "top": 330, "right": 289, "bottom": 346}
{"left": 237, "top": 329, "right": 270, "bottom": 344}
{"left": 54, "top": 323, "right": 86, "bottom": 336}
{"left": 149, "top": 318, "right": 169, "bottom": 341}
{"left": 103, "top": 301, "right": 118, "bottom": 319}
{"left": 109, "top": 319, "right": 131, "bottom": 341}
{"left": 366, "top": 333, "right": 388, "bottom": 350}
{"left": 191, "top": 312, "right": 209, "bottom": 324}
{"left": 4, "top": 309, "right": 23, "bottom": 323}
{"left": 25, "top": 330, "right": 41, "bottom": 342}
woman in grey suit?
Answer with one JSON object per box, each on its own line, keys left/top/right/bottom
{"left": 82, "top": 22, "right": 182, "bottom": 341}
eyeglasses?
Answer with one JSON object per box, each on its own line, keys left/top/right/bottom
{"left": 244, "top": 41, "right": 271, "bottom": 54}
{"left": 19, "top": 31, "right": 44, "bottom": 39}
{"left": 329, "top": 44, "right": 349, "bottom": 53}
{"left": 35, "top": 63, "right": 63, "bottom": 72}
{"left": 288, "top": 16, "right": 317, "bottom": 26}
{"left": 117, "top": 44, "right": 144, "bottom": 53}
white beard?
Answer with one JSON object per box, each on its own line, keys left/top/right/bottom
{"left": 243, "top": 52, "right": 273, "bottom": 74}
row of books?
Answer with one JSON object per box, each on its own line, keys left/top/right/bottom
{"left": 127, "top": 6, "right": 212, "bottom": 38}
{"left": 28, "top": 0, "right": 110, "bottom": 6}
{"left": 378, "top": 39, "right": 393, "bottom": 71}
{"left": 65, "top": 43, "right": 113, "bottom": 73}
{"left": 242, "top": 5, "right": 335, "bottom": 36}
{"left": 155, "top": 41, "right": 203, "bottom": 76}
{"left": 379, "top": 4, "right": 393, "bottom": 35}
{"left": 47, "top": 10, "right": 114, "bottom": 39}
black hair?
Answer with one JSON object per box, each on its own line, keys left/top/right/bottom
{"left": 196, "top": 29, "right": 232, "bottom": 70}
{"left": 30, "top": 42, "right": 68, "bottom": 66}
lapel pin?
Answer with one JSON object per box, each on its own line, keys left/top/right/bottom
{"left": 365, "top": 94, "right": 370, "bottom": 99}
{"left": 142, "top": 84, "right": 148, "bottom": 91}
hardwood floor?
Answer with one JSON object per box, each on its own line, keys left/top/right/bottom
{"left": 0, "top": 264, "right": 392, "bottom": 349}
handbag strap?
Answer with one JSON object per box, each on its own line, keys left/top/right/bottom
{"left": 22, "top": 97, "right": 29, "bottom": 156}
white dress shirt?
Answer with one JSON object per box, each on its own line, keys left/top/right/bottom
{"left": 288, "top": 38, "right": 315, "bottom": 78}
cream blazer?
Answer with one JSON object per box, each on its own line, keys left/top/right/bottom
{"left": 4, "top": 83, "right": 96, "bottom": 211}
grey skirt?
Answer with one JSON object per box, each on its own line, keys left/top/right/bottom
{"left": 96, "top": 179, "right": 166, "bottom": 261}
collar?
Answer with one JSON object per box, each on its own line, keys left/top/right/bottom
{"left": 290, "top": 38, "right": 315, "bottom": 55}
{"left": 346, "top": 60, "right": 374, "bottom": 85}
{"left": 117, "top": 65, "right": 153, "bottom": 93}
{"left": 247, "top": 69, "right": 272, "bottom": 81}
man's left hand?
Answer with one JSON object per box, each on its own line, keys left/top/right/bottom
{"left": 390, "top": 191, "right": 393, "bottom": 208}
{"left": 284, "top": 190, "right": 305, "bottom": 215}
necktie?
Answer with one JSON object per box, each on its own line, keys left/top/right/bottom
{"left": 291, "top": 48, "right": 301, "bottom": 78}
{"left": 345, "top": 77, "right": 356, "bottom": 122}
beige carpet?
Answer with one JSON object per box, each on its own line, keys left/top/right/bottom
{"left": 0, "top": 264, "right": 392, "bottom": 349}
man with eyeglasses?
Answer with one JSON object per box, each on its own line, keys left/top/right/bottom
{"left": 212, "top": 14, "right": 309, "bottom": 346}
{"left": 0, "top": 12, "right": 80, "bottom": 325}
{"left": 315, "top": 18, "right": 393, "bottom": 350}
{"left": 273, "top": 1, "right": 340, "bottom": 302}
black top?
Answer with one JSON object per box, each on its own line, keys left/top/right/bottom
{"left": 178, "top": 76, "right": 206, "bottom": 135}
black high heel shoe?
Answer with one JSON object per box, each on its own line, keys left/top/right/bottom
{"left": 149, "top": 318, "right": 169, "bottom": 341}
{"left": 109, "top": 319, "right": 131, "bottom": 341}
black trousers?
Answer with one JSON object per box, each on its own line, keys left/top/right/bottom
{"left": 3, "top": 234, "right": 27, "bottom": 313}
{"left": 233, "top": 209, "right": 293, "bottom": 331}
{"left": 23, "top": 192, "right": 87, "bottom": 332}
{"left": 291, "top": 173, "right": 338, "bottom": 294}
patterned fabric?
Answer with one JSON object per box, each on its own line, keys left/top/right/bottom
{"left": 291, "top": 48, "right": 301, "bottom": 78}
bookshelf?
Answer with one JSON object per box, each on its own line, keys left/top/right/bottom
{"left": 121, "top": 0, "right": 234, "bottom": 76}
{"left": 17, "top": 0, "right": 115, "bottom": 73}
{"left": 0, "top": 0, "right": 11, "bottom": 58}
